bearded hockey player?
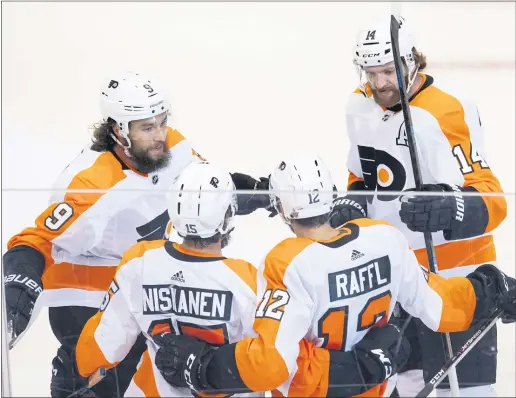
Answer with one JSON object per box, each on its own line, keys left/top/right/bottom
{"left": 143, "top": 154, "right": 516, "bottom": 397}
{"left": 2, "top": 72, "right": 270, "bottom": 397}
{"left": 68, "top": 161, "right": 413, "bottom": 398}
{"left": 330, "top": 15, "right": 509, "bottom": 397}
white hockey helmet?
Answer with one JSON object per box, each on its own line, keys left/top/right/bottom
{"left": 353, "top": 15, "right": 419, "bottom": 92}
{"left": 269, "top": 154, "right": 334, "bottom": 224}
{"left": 168, "top": 162, "right": 237, "bottom": 239}
{"left": 99, "top": 71, "right": 170, "bottom": 149}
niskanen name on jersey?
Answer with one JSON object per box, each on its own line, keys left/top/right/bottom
{"left": 328, "top": 256, "right": 391, "bottom": 301}
{"left": 142, "top": 284, "right": 233, "bottom": 320}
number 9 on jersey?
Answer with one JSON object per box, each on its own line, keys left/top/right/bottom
{"left": 44, "top": 202, "right": 74, "bottom": 231}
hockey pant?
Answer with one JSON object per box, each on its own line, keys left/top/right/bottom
{"left": 49, "top": 306, "right": 147, "bottom": 397}
{"left": 394, "top": 310, "right": 497, "bottom": 397}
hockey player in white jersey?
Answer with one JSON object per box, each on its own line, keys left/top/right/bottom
{"left": 330, "top": 15, "right": 508, "bottom": 397}
{"left": 142, "top": 154, "right": 516, "bottom": 397}
{"left": 2, "top": 72, "right": 271, "bottom": 397}
{"left": 69, "top": 161, "right": 259, "bottom": 397}
{"left": 68, "top": 161, "right": 411, "bottom": 397}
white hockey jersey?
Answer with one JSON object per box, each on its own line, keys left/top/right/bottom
{"left": 233, "top": 219, "right": 476, "bottom": 397}
{"left": 7, "top": 127, "right": 203, "bottom": 308}
{"left": 346, "top": 74, "right": 506, "bottom": 276}
{"left": 75, "top": 239, "right": 260, "bottom": 397}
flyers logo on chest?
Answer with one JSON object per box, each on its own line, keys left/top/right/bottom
{"left": 358, "top": 143, "right": 407, "bottom": 203}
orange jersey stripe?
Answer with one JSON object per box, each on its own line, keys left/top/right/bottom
{"left": 43, "top": 241, "right": 167, "bottom": 292}
{"left": 8, "top": 151, "right": 127, "bottom": 272}
{"left": 76, "top": 311, "right": 119, "bottom": 377}
{"left": 76, "top": 240, "right": 168, "bottom": 378}
{"left": 117, "top": 240, "right": 168, "bottom": 271}
{"left": 427, "top": 273, "right": 476, "bottom": 332}
{"left": 235, "top": 238, "right": 314, "bottom": 392}
{"left": 355, "top": 380, "right": 388, "bottom": 397}
{"left": 415, "top": 234, "right": 496, "bottom": 271}
{"left": 132, "top": 350, "right": 161, "bottom": 398}
{"left": 222, "top": 258, "right": 257, "bottom": 295}
{"left": 42, "top": 262, "right": 116, "bottom": 291}
{"left": 172, "top": 242, "right": 223, "bottom": 259}
{"left": 286, "top": 339, "right": 330, "bottom": 397}
{"left": 411, "top": 81, "right": 507, "bottom": 233}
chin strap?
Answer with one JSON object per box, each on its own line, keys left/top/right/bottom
{"left": 110, "top": 132, "right": 133, "bottom": 158}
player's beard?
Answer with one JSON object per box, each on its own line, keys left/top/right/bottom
{"left": 372, "top": 87, "right": 400, "bottom": 108}
{"left": 371, "top": 75, "right": 409, "bottom": 108}
{"left": 129, "top": 141, "right": 171, "bottom": 174}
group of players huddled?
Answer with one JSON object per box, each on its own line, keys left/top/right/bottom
{"left": 4, "top": 15, "right": 516, "bottom": 398}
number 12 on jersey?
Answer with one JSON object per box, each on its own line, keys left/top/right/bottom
{"left": 318, "top": 291, "right": 391, "bottom": 350}
{"left": 255, "top": 289, "right": 291, "bottom": 320}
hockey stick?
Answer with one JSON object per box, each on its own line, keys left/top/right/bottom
{"left": 389, "top": 13, "right": 461, "bottom": 397}
{"left": 67, "top": 367, "right": 107, "bottom": 398}
{"left": 415, "top": 308, "right": 502, "bottom": 397}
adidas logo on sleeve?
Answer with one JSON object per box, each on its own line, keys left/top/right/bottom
{"left": 171, "top": 271, "right": 185, "bottom": 283}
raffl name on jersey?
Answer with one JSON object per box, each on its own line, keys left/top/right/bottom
{"left": 328, "top": 256, "right": 391, "bottom": 301}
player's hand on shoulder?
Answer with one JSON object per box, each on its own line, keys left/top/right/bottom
{"left": 352, "top": 323, "right": 410, "bottom": 384}
{"left": 231, "top": 173, "right": 275, "bottom": 216}
{"left": 329, "top": 195, "right": 367, "bottom": 228}
{"left": 399, "top": 183, "right": 464, "bottom": 235}
{"left": 153, "top": 332, "right": 217, "bottom": 392}
{"left": 467, "top": 264, "right": 516, "bottom": 324}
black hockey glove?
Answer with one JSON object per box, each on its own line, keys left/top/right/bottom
{"left": 153, "top": 333, "right": 218, "bottom": 393}
{"left": 50, "top": 347, "right": 95, "bottom": 398}
{"left": 329, "top": 196, "right": 367, "bottom": 228}
{"left": 3, "top": 246, "right": 45, "bottom": 345}
{"left": 399, "top": 184, "right": 468, "bottom": 237}
{"left": 467, "top": 264, "right": 516, "bottom": 324}
{"left": 230, "top": 173, "right": 275, "bottom": 216}
{"left": 326, "top": 323, "right": 410, "bottom": 397}
{"left": 353, "top": 324, "right": 410, "bottom": 384}
{"left": 329, "top": 180, "right": 368, "bottom": 229}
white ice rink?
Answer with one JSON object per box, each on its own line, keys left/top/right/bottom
{"left": 2, "top": 2, "right": 515, "bottom": 396}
